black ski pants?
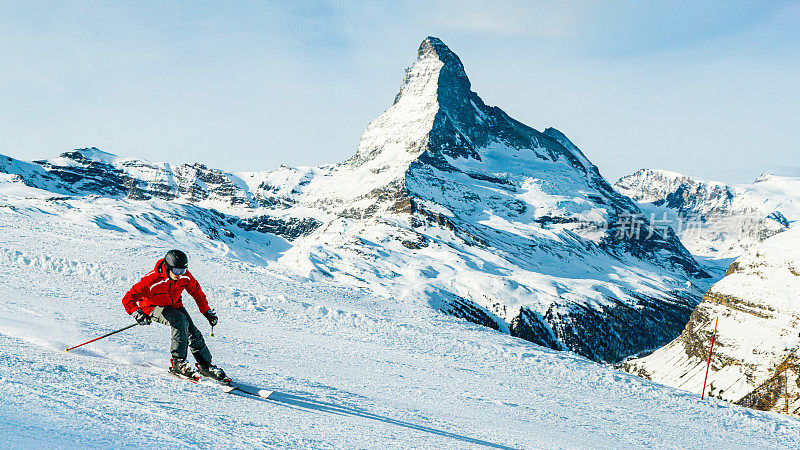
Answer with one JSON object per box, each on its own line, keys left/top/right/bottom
{"left": 151, "top": 306, "right": 212, "bottom": 366}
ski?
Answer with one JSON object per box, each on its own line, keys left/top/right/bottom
{"left": 192, "top": 362, "right": 273, "bottom": 399}
{"left": 162, "top": 365, "right": 272, "bottom": 399}
{"left": 229, "top": 382, "right": 273, "bottom": 400}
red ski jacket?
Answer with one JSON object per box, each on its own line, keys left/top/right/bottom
{"left": 122, "top": 258, "right": 211, "bottom": 316}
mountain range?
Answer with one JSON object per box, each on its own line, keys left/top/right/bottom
{"left": 615, "top": 169, "right": 799, "bottom": 260}
{"left": 0, "top": 37, "right": 717, "bottom": 364}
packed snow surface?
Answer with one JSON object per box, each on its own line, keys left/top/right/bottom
{"left": 2, "top": 182, "right": 800, "bottom": 447}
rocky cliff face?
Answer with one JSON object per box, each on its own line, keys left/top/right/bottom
{"left": 621, "top": 225, "right": 800, "bottom": 415}
{"left": 615, "top": 169, "right": 800, "bottom": 259}
{"left": 0, "top": 37, "right": 716, "bottom": 363}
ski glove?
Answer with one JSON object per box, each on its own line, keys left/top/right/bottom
{"left": 133, "top": 309, "right": 151, "bottom": 326}
{"left": 204, "top": 309, "right": 218, "bottom": 327}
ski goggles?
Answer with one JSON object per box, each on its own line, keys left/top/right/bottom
{"left": 170, "top": 267, "right": 187, "bottom": 275}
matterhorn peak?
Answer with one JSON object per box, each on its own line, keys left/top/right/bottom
{"left": 358, "top": 37, "right": 620, "bottom": 193}
{"left": 417, "top": 36, "right": 452, "bottom": 58}
{"left": 392, "top": 36, "right": 472, "bottom": 107}
{"left": 416, "top": 36, "right": 469, "bottom": 82}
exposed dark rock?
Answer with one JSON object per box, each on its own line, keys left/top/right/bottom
{"left": 400, "top": 233, "right": 428, "bottom": 249}
{"left": 36, "top": 150, "right": 130, "bottom": 197}
{"left": 465, "top": 172, "right": 516, "bottom": 189}
{"left": 704, "top": 291, "right": 775, "bottom": 320}
{"left": 726, "top": 261, "right": 741, "bottom": 276}
{"left": 237, "top": 216, "right": 322, "bottom": 241}
{"left": 736, "top": 356, "right": 800, "bottom": 414}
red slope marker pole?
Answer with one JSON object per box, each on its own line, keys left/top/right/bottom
{"left": 65, "top": 323, "right": 138, "bottom": 352}
{"left": 701, "top": 317, "right": 719, "bottom": 400}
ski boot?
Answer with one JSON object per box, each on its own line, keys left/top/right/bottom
{"left": 170, "top": 358, "right": 198, "bottom": 378}
{"left": 196, "top": 363, "right": 228, "bottom": 382}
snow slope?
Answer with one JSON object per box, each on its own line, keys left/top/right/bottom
{"left": 2, "top": 182, "right": 800, "bottom": 448}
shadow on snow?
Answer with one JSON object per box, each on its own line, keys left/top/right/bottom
{"left": 232, "top": 382, "right": 515, "bottom": 449}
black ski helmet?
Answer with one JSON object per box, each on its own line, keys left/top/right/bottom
{"left": 164, "top": 249, "right": 189, "bottom": 269}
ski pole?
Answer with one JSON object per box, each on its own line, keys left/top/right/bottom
{"left": 700, "top": 317, "right": 719, "bottom": 399}
{"left": 65, "top": 323, "right": 139, "bottom": 352}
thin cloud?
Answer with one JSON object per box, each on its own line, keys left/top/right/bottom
{"left": 421, "top": 0, "right": 585, "bottom": 38}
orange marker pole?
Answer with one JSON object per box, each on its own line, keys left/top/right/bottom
{"left": 701, "top": 317, "right": 719, "bottom": 400}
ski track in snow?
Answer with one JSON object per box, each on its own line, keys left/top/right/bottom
{"left": 2, "top": 202, "right": 800, "bottom": 448}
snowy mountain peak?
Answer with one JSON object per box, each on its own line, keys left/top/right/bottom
{"left": 418, "top": 36, "right": 457, "bottom": 62}
{"left": 389, "top": 37, "right": 469, "bottom": 110}
{"left": 73, "top": 147, "right": 119, "bottom": 163}
{"left": 418, "top": 36, "right": 462, "bottom": 64}
{"left": 416, "top": 36, "right": 469, "bottom": 85}
{"left": 46, "top": 147, "right": 124, "bottom": 167}
{"left": 615, "top": 169, "right": 730, "bottom": 204}
{"left": 295, "top": 38, "right": 714, "bottom": 362}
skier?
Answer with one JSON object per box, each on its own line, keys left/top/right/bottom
{"left": 122, "top": 249, "right": 227, "bottom": 381}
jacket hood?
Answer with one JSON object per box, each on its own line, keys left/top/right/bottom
{"left": 154, "top": 258, "right": 166, "bottom": 276}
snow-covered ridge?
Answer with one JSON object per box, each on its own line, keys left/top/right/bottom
{"left": 615, "top": 169, "right": 800, "bottom": 258}
{"left": 615, "top": 169, "right": 733, "bottom": 213}
{"left": 1, "top": 37, "right": 715, "bottom": 363}
{"left": 33, "top": 147, "right": 254, "bottom": 208}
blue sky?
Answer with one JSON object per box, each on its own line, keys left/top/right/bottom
{"left": 1, "top": 1, "right": 798, "bottom": 184}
